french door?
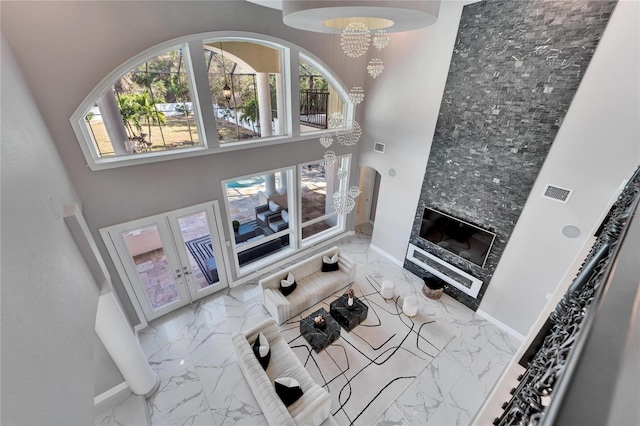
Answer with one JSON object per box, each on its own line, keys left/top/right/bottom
{"left": 102, "top": 201, "right": 228, "bottom": 322}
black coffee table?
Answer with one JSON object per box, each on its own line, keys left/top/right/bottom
{"left": 330, "top": 294, "right": 369, "bottom": 331}
{"left": 300, "top": 308, "right": 341, "bottom": 352}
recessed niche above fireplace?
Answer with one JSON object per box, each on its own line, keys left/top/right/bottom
{"left": 418, "top": 207, "right": 496, "bottom": 268}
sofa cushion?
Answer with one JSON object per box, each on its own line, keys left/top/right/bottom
{"left": 274, "top": 377, "right": 304, "bottom": 407}
{"left": 252, "top": 332, "right": 270, "bottom": 370}
{"left": 269, "top": 200, "right": 280, "bottom": 212}
{"left": 280, "top": 272, "right": 297, "bottom": 296}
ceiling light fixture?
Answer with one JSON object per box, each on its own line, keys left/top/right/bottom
{"left": 281, "top": 1, "right": 440, "bottom": 34}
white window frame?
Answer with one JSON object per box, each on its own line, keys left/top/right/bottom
{"left": 221, "top": 166, "right": 297, "bottom": 277}
{"left": 298, "top": 156, "right": 349, "bottom": 248}
{"left": 70, "top": 31, "right": 353, "bottom": 171}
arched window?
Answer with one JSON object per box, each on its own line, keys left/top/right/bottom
{"left": 71, "top": 33, "right": 352, "bottom": 170}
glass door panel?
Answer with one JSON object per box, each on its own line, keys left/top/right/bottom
{"left": 117, "top": 220, "right": 191, "bottom": 320}
{"left": 169, "top": 202, "right": 228, "bottom": 300}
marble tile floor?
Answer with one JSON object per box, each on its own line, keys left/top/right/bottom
{"left": 98, "top": 225, "right": 521, "bottom": 425}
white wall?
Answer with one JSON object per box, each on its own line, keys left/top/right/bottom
{"left": 479, "top": 0, "right": 640, "bottom": 335}
{"left": 0, "top": 32, "right": 107, "bottom": 424}
{"left": 360, "top": 0, "right": 639, "bottom": 336}
{"left": 358, "top": 1, "right": 468, "bottom": 259}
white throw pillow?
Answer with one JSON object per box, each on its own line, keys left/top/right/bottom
{"left": 280, "top": 272, "right": 295, "bottom": 287}
{"left": 253, "top": 332, "right": 270, "bottom": 369}
{"left": 323, "top": 254, "right": 338, "bottom": 264}
{"left": 281, "top": 210, "right": 289, "bottom": 223}
{"left": 269, "top": 200, "right": 279, "bottom": 212}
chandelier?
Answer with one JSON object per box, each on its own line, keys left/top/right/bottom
{"left": 258, "top": 1, "right": 441, "bottom": 215}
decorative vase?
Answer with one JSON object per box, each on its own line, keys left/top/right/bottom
{"left": 347, "top": 288, "right": 355, "bottom": 309}
{"left": 313, "top": 315, "right": 326, "bottom": 329}
{"left": 423, "top": 273, "right": 445, "bottom": 300}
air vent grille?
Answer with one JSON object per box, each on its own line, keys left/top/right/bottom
{"left": 373, "top": 142, "right": 385, "bottom": 153}
{"left": 542, "top": 184, "right": 572, "bottom": 203}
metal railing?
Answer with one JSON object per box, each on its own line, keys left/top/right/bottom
{"left": 493, "top": 166, "right": 640, "bottom": 425}
{"left": 299, "top": 89, "right": 329, "bottom": 129}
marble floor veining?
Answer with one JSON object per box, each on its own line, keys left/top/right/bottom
{"left": 97, "top": 226, "right": 521, "bottom": 426}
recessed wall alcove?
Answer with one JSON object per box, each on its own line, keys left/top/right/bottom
{"left": 404, "top": 0, "right": 618, "bottom": 310}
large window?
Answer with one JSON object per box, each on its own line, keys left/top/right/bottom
{"left": 72, "top": 33, "right": 353, "bottom": 170}
{"left": 224, "top": 169, "right": 293, "bottom": 271}
{"left": 84, "top": 46, "right": 201, "bottom": 158}
{"left": 300, "top": 159, "right": 345, "bottom": 239}
{"left": 299, "top": 57, "right": 346, "bottom": 134}
{"left": 203, "top": 41, "right": 285, "bottom": 143}
{"left": 222, "top": 156, "right": 349, "bottom": 275}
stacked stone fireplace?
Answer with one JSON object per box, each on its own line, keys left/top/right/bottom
{"left": 403, "top": 0, "right": 617, "bottom": 310}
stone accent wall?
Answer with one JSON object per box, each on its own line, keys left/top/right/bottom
{"left": 405, "top": 0, "right": 617, "bottom": 310}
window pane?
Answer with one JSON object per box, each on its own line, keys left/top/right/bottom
{"left": 203, "top": 41, "right": 283, "bottom": 143}
{"left": 85, "top": 46, "right": 201, "bottom": 157}
{"left": 225, "top": 171, "right": 291, "bottom": 267}
{"left": 300, "top": 160, "right": 343, "bottom": 239}
{"left": 299, "top": 57, "right": 346, "bottom": 134}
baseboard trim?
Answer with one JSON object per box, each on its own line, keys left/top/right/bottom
{"left": 476, "top": 309, "right": 526, "bottom": 341}
{"left": 369, "top": 244, "right": 404, "bottom": 267}
{"left": 94, "top": 381, "right": 132, "bottom": 414}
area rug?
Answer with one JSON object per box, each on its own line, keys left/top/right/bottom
{"left": 279, "top": 276, "right": 454, "bottom": 426}
{"left": 184, "top": 236, "right": 215, "bottom": 284}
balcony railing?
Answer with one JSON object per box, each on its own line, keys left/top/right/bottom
{"left": 299, "top": 89, "right": 328, "bottom": 129}
{"left": 490, "top": 166, "right": 640, "bottom": 426}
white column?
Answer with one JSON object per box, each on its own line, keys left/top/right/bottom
{"left": 256, "top": 72, "right": 272, "bottom": 137}
{"left": 264, "top": 173, "right": 277, "bottom": 196}
{"left": 275, "top": 73, "right": 285, "bottom": 135}
{"left": 96, "top": 89, "right": 131, "bottom": 155}
{"left": 278, "top": 169, "right": 288, "bottom": 194}
{"left": 95, "top": 293, "right": 159, "bottom": 396}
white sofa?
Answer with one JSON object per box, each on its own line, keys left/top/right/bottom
{"left": 260, "top": 246, "right": 356, "bottom": 325}
{"left": 231, "top": 318, "right": 332, "bottom": 426}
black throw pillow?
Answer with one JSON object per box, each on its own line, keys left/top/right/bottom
{"left": 280, "top": 272, "right": 297, "bottom": 296}
{"left": 321, "top": 254, "right": 340, "bottom": 272}
{"left": 252, "top": 332, "right": 270, "bottom": 370}
{"left": 274, "top": 377, "right": 304, "bottom": 407}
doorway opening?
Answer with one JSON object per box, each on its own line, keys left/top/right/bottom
{"left": 355, "top": 166, "right": 381, "bottom": 235}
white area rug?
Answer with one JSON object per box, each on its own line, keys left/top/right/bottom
{"left": 280, "top": 276, "right": 454, "bottom": 426}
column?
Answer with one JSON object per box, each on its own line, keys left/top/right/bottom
{"left": 95, "top": 292, "right": 159, "bottom": 396}
{"left": 96, "top": 89, "right": 131, "bottom": 155}
{"left": 256, "top": 72, "right": 272, "bottom": 137}
{"left": 264, "top": 173, "right": 277, "bottom": 196}
{"left": 275, "top": 73, "right": 285, "bottom": 135}
{"left": 278, "top": 169, "right": 288, "bottom": 194}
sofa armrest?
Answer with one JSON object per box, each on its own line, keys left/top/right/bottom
{"left": 262, "top": 289, "right": 290, "bottom": 325}
{"left": 241, "top": 317, "right": 282, "bottom": 343}
{"left": 338, "top": 253, "right": 357, "bottom": 283}
{"left": 290, "top": 384, "right": 332, "bottom": 426}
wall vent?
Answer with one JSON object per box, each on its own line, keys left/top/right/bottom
{"left": 373, "top": 142, "right": 385, "bottom": 153}
{"left": 542, "top": 184, "right": 572, "bottom": 203}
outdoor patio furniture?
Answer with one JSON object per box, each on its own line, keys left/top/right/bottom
{"left": 256, "top": 201, "right": 283, "bottom": 228}
{"left": 267, "top": 210, "right": 289, "bottom": 233}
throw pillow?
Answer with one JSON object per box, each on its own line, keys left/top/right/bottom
{"left": 269, "top": 200, "right": 279, "bottom": 212}
{"left": 281, "top": 209, "right": 289, "bottom": 223}
{"left": 322, "top": 254, "right": 340, "bottom": 272}
{"left": 252, "top": 332, "right": 270, "bottom": 370}
{"left": 274, "top": 377, "right": 304, "bottom": 407}
{"left": 280, "top": 272, "right": 297, "bottom": 296}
